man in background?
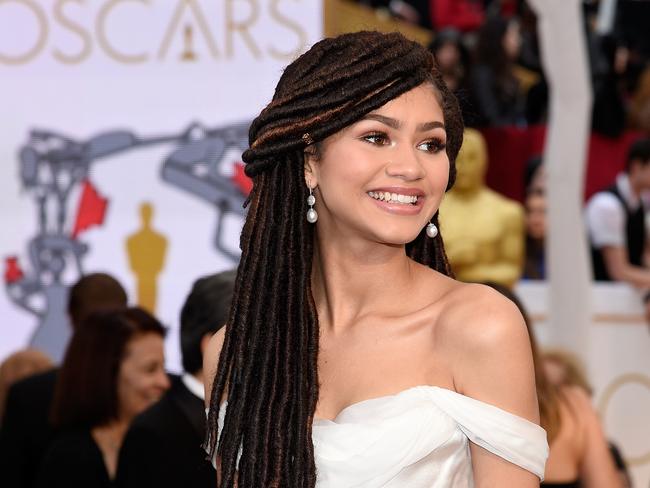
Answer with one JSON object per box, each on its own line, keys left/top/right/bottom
{"left": 116, "top": 270, "right": 236, "bottom": 488}
{"left": 0, "top": 273, "right": 128, "bottom": 487}
{"left": 587, "top": 138, "right": 650, "bottom": 286}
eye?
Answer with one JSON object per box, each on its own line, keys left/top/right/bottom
{"left": 417, "top": 138, "right": 446, "bottom": 154}
{"left": 362, "top": 131, "right": 390, "bottom": 146}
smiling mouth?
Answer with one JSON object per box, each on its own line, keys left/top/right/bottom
{"left": 368, "top": 191, "right": 418, "bottom": 205}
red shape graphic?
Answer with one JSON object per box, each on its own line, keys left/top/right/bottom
{"left": 72, "top": 179, "right": 108, "bottom": 238}
{"left": 232, "top": 161, "right": 253, "bottom": 196}
{"left": 4, "top": 256, "right": 24, "bottom": 284}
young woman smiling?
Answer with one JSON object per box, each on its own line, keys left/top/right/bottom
{"left": 204, "top": 31, "right": 548, "bottom": 488}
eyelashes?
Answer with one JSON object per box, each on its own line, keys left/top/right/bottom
{"left": 362, "top": 131, "right": 390, "bottom": 145}
{"left": 361, "top": 131, "right": 446, "bottom": 153}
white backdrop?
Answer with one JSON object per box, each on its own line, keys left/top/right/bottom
{"left": 0, "top": 0, "right": 323, "bottom": 371}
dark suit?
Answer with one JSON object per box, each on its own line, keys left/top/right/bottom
{"left": 35, "top": 430, "right": 111, "bottom": 488}
{"left": 0, "top": 368, "right": 58, "bottom": 488}
{"left": 115, "top": 375, "right": 215, "bottom": 488}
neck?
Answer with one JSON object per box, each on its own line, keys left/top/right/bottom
{"left": 311, "top": 230, "right": 418, "bottom": 334}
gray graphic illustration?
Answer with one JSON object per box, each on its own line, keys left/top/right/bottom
{"left": 5, "top": 122, "right": 250, "bottom": 362}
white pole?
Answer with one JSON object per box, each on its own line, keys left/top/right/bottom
{"left": 526, "top": 0, "right": 593, "bottom": 354}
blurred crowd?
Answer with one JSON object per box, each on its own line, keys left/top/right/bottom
{"left": 357, "top": 0, "right": 650, "bottom": 133}
{"left": 0, "top": 271, "right": 235, "bottom": 487}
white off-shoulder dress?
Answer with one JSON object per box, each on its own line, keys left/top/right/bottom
{"left": 215, "top": 385, "right": 549, "bottom": 487}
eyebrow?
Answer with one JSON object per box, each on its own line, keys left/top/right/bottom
{"left": 361, "top": 114, "right": 446, "bottom": 132}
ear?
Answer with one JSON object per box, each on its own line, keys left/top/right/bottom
{"left": 200, "top": 332, "right": 214, "bottom": 357}
{"left": 303, "top": 145, "right": 319, "bottom": 188}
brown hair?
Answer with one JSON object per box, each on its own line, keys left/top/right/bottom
{"left": 67, "top": 273, "right": 128, "bottom": 329}
{"left": 50, "top": 307, "right": 165, "bottom": 430}
{"left": 205, "top": 31, "right": 464, "bottom": 487}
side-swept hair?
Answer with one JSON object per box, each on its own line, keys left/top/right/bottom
{"left": 205, "top": 31, "right": 464, "bottom": 487}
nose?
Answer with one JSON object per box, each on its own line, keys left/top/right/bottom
{"left": 385, "top": 145, "right": 425, "bottom": 181}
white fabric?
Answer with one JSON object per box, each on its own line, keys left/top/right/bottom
{"left": 182, "top": 373, "right": 205, "bottom": 401}
{"left": 585, "top": 174, "right": 650, "bottom": 249}
{"left": 215, "top": 386, "right": 548, "bottom": 487}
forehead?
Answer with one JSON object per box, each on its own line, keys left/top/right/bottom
{"left": 372, "top": 83, "right": 444, "bottom": 119}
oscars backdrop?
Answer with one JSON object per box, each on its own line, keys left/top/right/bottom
{"left": 0, "top": 0, "right": 323, "bottom": 371}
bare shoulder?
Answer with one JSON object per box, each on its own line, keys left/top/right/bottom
{"left": 436, "top": 282, "right": 529, "bottom": 352}
{"left": 203, "top": 327, "right": 227, "bottom": 407}
{"left": 436, "top": 282, "right": 538, "bottom": 421}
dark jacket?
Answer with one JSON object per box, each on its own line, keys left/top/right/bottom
{"left": 35, "top": 430, "right": 112, "bottom": 488}
{"left": 115, "top": 375, "right": 215, "bottom": 488}
{"left": 0, "top": 368, "right": 58, "bottom": 488}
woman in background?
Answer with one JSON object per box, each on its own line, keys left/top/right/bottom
{"left": 36, "top": 307, "right": 170, "bottom": 487}
{"left": 470, "top": 16, "right": 525, "bottom": 126}
{"left": 485, "top": 283, "right": 623, "bottom": 488}
{"left": 204, "top": 31, "right": 547, "bottom": 487}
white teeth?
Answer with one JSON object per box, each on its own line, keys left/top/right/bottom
{"left": 368, "top": 191, "right": 418, "bottom": 204}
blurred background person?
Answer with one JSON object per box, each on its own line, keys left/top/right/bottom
{"left": 628, "top": 66, "right": 650, "bottom": 133}
{"left": 36, "top": 307, "right": 169, "bottom": 487}
{"left": 0, "top": 350, "right": 52, "bottom": 427}
{"left": 542, "top": 349, "right": 632, "bottom": 488}
{"left": 0, "top": 272, "right": 128, "bottom": 488}
{"left": 543, "top": 349, "right": 593, "bottom": 395}
{"left": 429, "top": 28, "right": 470, "bottom": 93}
{"left": 586, "top": 138, "right": 650, "bottom": 287}
{"left": 485, "top": 283, "right": 624, "bottom": 488}
{"left": 428, "top": 28, "right": 473, "bottom": 123}
{"left": 470, "top": 15, "right": 525, "bottom": 127}
{"left": 523, "top": 189, "right": 547, "bottom": 280}
{"left": 116, "top": 270, "right": 236, "bottom": 488}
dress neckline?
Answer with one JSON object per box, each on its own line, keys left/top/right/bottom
{"left": 314, "top": 385, "right": 440, "bottom": 422}
{"left": 312, "top": 385, "right": 533, "bottom": 424}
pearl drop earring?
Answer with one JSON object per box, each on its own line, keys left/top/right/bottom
{"left": 426, "top": 221, "right": 438, "bottom": 238}
{"left": 306, "top": 187, "right": 318, "bottom": 223}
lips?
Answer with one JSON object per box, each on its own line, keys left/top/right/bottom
{"left": 366, "top": 187, "right": 425, "bottom": 216}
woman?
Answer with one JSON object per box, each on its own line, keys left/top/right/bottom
{"left": 204, "top": 31, "right": 548, "bottom": 487}
{"left": 485, "top": 283, "right": 623, "bottom": 488}
{"left": 470, "top": 16, "right": 525, "bottom": 127}
{"left": 36, "top": 307, "right": 170, "bottom": 487}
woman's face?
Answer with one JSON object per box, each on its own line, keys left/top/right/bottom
{"left": 435, "top": 42, "right": 460, "bottom": 71}
{"left": 503, "top": 21, "right": 521, "bottom": 60}
{"left": 117, "top": 332, "right": 169, "bottom": 421}
{"left": 525, "top": 192, "right": 546, "bottom": 240}
{"left": 306, "top": 84, "right": 449, "bottom": 246}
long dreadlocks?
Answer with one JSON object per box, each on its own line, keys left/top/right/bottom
{"left": 205, "top": 31, "right": 464, "bottom": 487}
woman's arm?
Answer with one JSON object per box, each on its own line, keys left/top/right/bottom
{"left": 441, "top": 285, "right": 541, "bottom": 487}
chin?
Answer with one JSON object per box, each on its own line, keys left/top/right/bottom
{"left": 375, "top": 228, "right": 423, "bottom": 246}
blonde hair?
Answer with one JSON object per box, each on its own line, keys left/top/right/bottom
{"left": 543, "top": 348, "right": 593, "bottom": 396}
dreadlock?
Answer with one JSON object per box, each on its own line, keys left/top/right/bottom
{"left": 205, "top": 31, "right": 464, "bottom": 487}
